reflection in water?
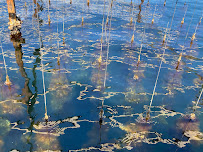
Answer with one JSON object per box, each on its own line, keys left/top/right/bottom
{"left": 120, "top": 117, "right": 152, "bottom": 149}
{"left": 137, "top": 0, "right": 144, "bottom": 23}
{"left": 13, "top": 35, "right": 37, "bottom": 151}
{"left": 0, "top": 118, "right": 11, "bottom": 151}
{"left": 0, "top": 139, "right": 3, "bottom": 151}
{"left": 125, "top": 47, "right": 147, "bottom": 103}
{"left": 5, "top": 1, "right": 41, "bottom": 150}
{"left": 33, "top": 0, "right": 44, "bottom": 19}
{"left": 193, "top": 74, "right": 203, "bottom": 88}
{"left": 175, "top": 114, "right": 203, "bottom": 148}
{"left": 13, "top": 34, "right": 33, "bottom": 105}
{"left": 0, "top": 118, "right": 11, "bottom": 136}
{"left": 0, "top": 100, "right": 24, "bottom": 116}
{"left": 0, "top": 4, "right": 26, "bottom": 117}
{"left": 6, "top": 2, "right": 34, "bottom": 116}
{"left": 0, "top": 0, "right": 203, "bottom": 151}
{"left": 125, "top": 68, "right": 147, "bottom": 103}
{"left": 34, "top": 133, "right": 60, "bottom": 151}
{"left": 13, "top": 116, "right": 87, "bottom": 151}
{"left": 91, "top": 61, "right": 107, "bottom": 91}
{"left": 85, "top": 121, "right": 109, "bottom": 148}
{"left": 24, "top": 50, "right": 41, "bottom": 152}
{"left": 166, "top": 70, "right": 184, "bottom": 97}
{"left": 177, "top": 114, "right": 199, "bottom": 132}
{"left": 0, "top": 82, "right": 19, "bottom": 102}
{"left": 49, "top": 66, "right": 72, "bottom": 111}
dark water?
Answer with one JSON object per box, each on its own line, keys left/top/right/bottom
{"left": 0, "top": 0, "right": 203, "bottom": 151}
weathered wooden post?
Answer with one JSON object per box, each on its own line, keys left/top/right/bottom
{"left": 6, "top": 0, "right": 22, "bottom": 36}
{"left": 6, "top": 0, "right": 16, "bottom": 23}
{"left": 6, "top": 0, "right": 24, "bottom": 57}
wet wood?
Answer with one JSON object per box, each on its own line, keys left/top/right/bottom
{"left": 6, "top": 0, "right": 16, "bottom": 23}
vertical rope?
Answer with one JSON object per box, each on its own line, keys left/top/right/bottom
{"left": 195, "top": 86, "right": 203, "bottom": 108}
{"left": 100, "top": 0, "right": 106, "bottom": 59}
{"left": 63, "top": 0, "right": 65, "bottom": 44}
{"left": 149, "top": 22, "right": 169, "bottom": 108}
{"left": 0, "top": 37, "right": 8, "bottom": 76}
{"left": 180, "top": 0, "right": 198, "bottom": 54}
{"left": 149, "top": 0, "right": 179, "bottom": 111}
{"left": 36, "top": 0, "right": 48, "bottom": 120}
{"left": 137, "top": 4, "right": 148, "bottom": 65}
{"left": 48, "top": 0, "right": 50, "bottom": 25}
{"left": 103, "top": 0, "right": 113, "bottom": 89}
{"left": 104, "top": 0, "right": 112, "bottom": 42}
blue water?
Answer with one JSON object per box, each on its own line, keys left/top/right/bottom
{"left": 0, "top": 0, "right": 203, "bottom": 151}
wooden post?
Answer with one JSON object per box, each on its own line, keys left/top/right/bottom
{"left": 6, "top": 0, "right": 22, "bottom": 36}
{"left": 6, "top": 0, "right": 16, "bottom": 23}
